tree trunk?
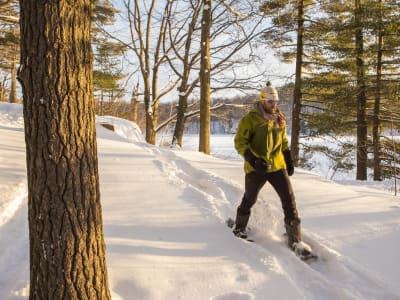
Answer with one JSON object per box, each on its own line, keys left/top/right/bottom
{"left": 355, "top": 0, "right": 368, "bottom": 180}
{"left": 8, "top": 54, "right": 17, "bottom": 103}
{"left": 373, "top": 3, "right": 383, "bottom": 181}
{"left": 199, "top": 0, "right": 212, "bottom": 154}
{"left": 172, "top": 93, "right": 188, "bottom": 147}
{"left": 152, "top": 100, "right": 159, "bottom": 143}
{"left": 130, "top": 98, "right": 139, "bottom": 123}
{"left": 130, "top": 85, "right": 140, "bottom": 123}
{"left": 144, "top": 81, "right": 157, "bottom": 144}
{"left": 18, "top": 1, "right": 111, "bottom": 299}
{"left": 290, "top": 0, "right": 305, "bottom": 167}
{"left": 100, "top": 89, "right": 104, "bottom": 115}
{"left": 171, "top": 2, "right": 201, "bottom": 148}
{"left": 0, "top": 83, "right": 5, "bottom": 102}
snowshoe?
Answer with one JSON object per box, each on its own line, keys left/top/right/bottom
{"left": 232, "top": 228, "right": 254, "bottom": 243}
{"left": 292, "top": 241, "right": 318, "bottom": 261}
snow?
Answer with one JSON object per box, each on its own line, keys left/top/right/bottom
{"left": 1, "top": 102, "right": 400, "bottom": 299}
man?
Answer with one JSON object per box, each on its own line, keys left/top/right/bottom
{"left": 233, "top": 81, "right": 313, "bottom": 257}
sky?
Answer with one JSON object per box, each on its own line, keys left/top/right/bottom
{"left": 1, "top": 102, "right": 400, "bottom": 299}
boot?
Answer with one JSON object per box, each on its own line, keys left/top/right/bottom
{"left": 285, "top": 219, "right": 301, "bottom": 249}
{"left": 285, "top": 219, "right": 315, "bottom": 259}
{"left": 233, "top": 212, "right": 250, "bottom": 237}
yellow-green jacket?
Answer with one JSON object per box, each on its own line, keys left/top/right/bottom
{"left": 234, "top": 104, "right": 289, "bottom": 174}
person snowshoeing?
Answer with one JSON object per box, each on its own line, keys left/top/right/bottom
{"left": 233, "top": 81, "right": 313, "bottom": 257}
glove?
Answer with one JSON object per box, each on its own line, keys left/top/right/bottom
{"left": 283, "top": 149, "right": 294, "bottom": 176}
{"left": 244, "top": 148, "right": 269, "bottom": 174}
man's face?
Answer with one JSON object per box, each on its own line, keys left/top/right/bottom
{"left": 261, "top": 99, "right": 277, "bottom": 114}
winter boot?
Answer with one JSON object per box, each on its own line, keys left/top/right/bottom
{"left": 233, "top": 212, "right": 250, "bottom": 238}
{"left": 233, "top": 228, "right": 249, "bottom": 239}
{"left": 285, "top": 219, "right": 301, "bottom": 249}
{"left": 285, "top": 219, "right": 314, "bottom": 259}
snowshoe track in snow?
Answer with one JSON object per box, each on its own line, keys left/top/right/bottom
{"left": 156, "top": 148, "right": 400, "bottom": 300}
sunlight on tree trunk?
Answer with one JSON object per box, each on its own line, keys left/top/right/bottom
{"left": 199, "top": 0, "right": 212, "bottom": 155}
{"left": 18, "top": 1, "right": 111, "bottom": 298}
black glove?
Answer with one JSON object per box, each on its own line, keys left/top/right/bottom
{"left": 244, "top": 148, "right": 269, "bottom": 174}
{"left": 283, "top": 149, "right": 294, "bottom": 176}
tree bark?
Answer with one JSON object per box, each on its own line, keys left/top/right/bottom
{"left": 290, "top": 0, "right": 304, "bottom": 167}
{"left": 172, "top": 92, "right": 188, "bottom": 147}
{"left": 18, "top": 1, "right": 111, "bottom": 299}
{"left": 8, "top": 53, "right": 17, "bottom": 103}
{"left": 199, "top": 0, "right": 212, "bottom": 154}
{"left": 144, "top": 76, "right": 156, "bottom": 144}
{"left": 130, "top": 84, "right": 140, "bottom": 123}
{"left": 355, "top": 0, "right": 368, "bottom": 180}
{"left": 373, "top": 1, "right": 383, "bottom": 181}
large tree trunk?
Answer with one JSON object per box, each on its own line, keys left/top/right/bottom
{"left": 355, "top": 0, "right": 368, "bottom": 180}
{"left": 18, "top": 1, "right": 111, "bottom": 299}
{"left": 373, "top": 0, "right": 383, "bottom": 181}
{"left": 199, "top": 0, "right": 212, "bottom": 154}
{"left": 290, "top": 0, "right": 305, "bottom": 167}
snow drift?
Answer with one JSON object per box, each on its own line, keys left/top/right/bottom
{"left": 0, "top": 102, "right": 399, "bottom": 300}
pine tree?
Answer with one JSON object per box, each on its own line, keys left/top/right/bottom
{"left": 0, "top": 0, "right": 19, "bottom": 103}
{"left": 260, "top": 0, "right": 317, "bottom": 166}
{"left": 299, "top": 0, "right": 399, "bottom": 180}
{"left": 365, "top": 0, "right": 400, "bottom": 180}
{"left": 91, "top": 0, "right": 126, "bottom": 116}
{"left": 93, "top": 39, "right": 127, "bottom": 115}
{"left": 18, "top": 1, "right": 111, "bottom": 298}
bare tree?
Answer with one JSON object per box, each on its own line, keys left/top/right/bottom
{"left": 199, "top": 0, "right": 212, "bottom": 154}
{"left": 18, "top": 1, "right": 111, "bottom": 298}
{"left": 164, "top": 0, "right": 270, "bottom": 147}
{"left": 121, "top": 0, "right": 178, "bottom": 144}
{"left": 165, "top": 0, "right": 203, "bottom": 147}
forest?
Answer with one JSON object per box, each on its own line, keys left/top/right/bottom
{"left": 0, "top": 0, "right": 399, "bottom": 298}
{"left": 2, "top": 0, "right": 398, "bottom": 182}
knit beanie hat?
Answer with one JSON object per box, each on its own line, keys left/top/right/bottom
{"left": 260, "top": 81, "right": 279, "bottom": 101}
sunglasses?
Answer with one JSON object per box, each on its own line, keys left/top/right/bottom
{"left": 266, "top": 100, "right": 277, "bottom": 104}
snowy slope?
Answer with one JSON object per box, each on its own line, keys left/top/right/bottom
{"left": 0, "top": 102, "right": 399, "bottom": 300}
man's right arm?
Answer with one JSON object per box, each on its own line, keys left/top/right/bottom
{"left": 234, "top": 116, "right": 251, "bottom": 156}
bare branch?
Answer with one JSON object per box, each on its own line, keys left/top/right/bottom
{"left": 217, "top": 0, "right": 250, "bottom": 18}
{"left": 0, "top": 15, "right": 18, "bottom": 23}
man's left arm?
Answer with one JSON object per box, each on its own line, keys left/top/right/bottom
{"left": 282, "top": 126, "right": 294, "bottom": 176}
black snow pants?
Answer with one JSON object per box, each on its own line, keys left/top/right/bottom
{"left": 234, "top": 169, "right": 300, "bottom": 232}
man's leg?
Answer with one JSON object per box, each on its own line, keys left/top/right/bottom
{"left": 234, "top": 172, "right": 267, "bottom": 234}
{"left": 267, "top": 169, "right": 301, "bottom": 247}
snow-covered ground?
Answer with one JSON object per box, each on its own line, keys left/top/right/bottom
{"left": 1, "top": 102, "right": 400, "bottom": 300}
